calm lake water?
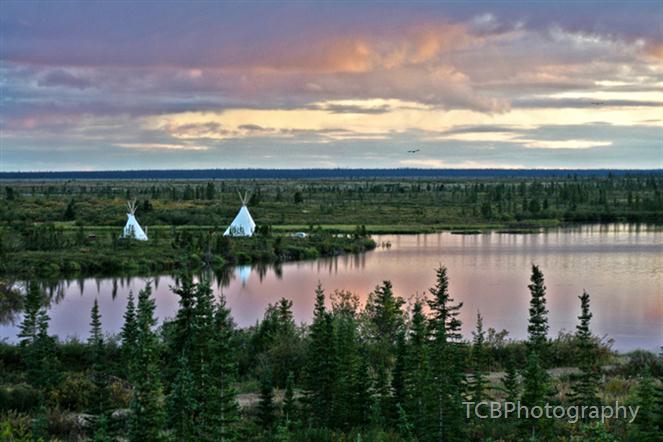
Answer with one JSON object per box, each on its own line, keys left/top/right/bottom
{"left": 1, "top": 224, "right": 661, "bottom": 352}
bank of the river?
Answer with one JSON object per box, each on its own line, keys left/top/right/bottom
{"left": 0, "top": 230, "right": 376, "bottom": 278}
{"left": 4, "top": 220, "right": 663, "bottom": 279}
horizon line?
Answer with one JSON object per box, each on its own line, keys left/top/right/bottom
{"left": 3, "top": 167, "right": 663, "bottom": 174}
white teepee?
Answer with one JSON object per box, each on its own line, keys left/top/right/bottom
{"left": 223, "top": 192, "right": 256, "bottom": 237}
{"left": 122, "top": 200, "right": 148, "bottom": 241}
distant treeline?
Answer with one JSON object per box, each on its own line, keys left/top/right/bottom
{"left": 2, "top": 168, "right": 661, "bottom": 180}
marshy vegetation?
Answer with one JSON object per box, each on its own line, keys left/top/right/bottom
{"left": 1, "top": 174, "right": 661, "bottom": 278}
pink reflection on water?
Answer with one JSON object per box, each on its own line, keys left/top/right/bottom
{"left": 1, "top": 224, "right": 661, "bottom": 352}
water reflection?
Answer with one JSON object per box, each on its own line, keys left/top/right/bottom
{"left": 1, "top": 224, "right": 661, "bottom": 351}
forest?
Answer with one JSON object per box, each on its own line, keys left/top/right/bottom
{"left": 1, "top": 174, "right": 661, "bottom": 278}
{"left": 0, "top": 266, "right": 661, "bottom": 441}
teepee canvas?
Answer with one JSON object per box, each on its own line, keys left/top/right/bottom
{"left": 224, "top": 192, "right": 256, "bottom": 237}
{"left": 122, "top": 200, "right": 148, "bottom": 241}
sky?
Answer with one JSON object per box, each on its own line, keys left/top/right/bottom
{"left": 1, "top": 1, "right": 662, "bottom": 171}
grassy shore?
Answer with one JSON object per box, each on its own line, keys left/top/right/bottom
{"left": 1, "top": 175, "right": 661, "bottom": 278}
{"left": 0, "top": 228, "right": 376, "bottom": 278}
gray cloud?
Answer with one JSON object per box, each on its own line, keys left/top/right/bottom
{"left": 512, "top": 98, "right": 663, "bottom": 109}
{"left": 37, "top": 69, "right": 93, "bottom": 90}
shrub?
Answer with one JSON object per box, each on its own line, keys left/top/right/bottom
{"left": 62, "top": 261, "right": 81, "bottom": 273}
{"left": 0, "top": 384, "right": 40, "bottom": 412}
{"left": 40, "top": 263, "right": 61, "bottom": 276}
{"left": 616, "top": 350, "right": 663, "bottom": 377}
{"left": 52, "top": 372, "right": 94, "bottom": 411}
{"left": 0, "top": 411, "right": 33, "bottom": 441}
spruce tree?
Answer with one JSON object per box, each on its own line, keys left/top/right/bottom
{"left": 120, "top": 291, "right": 138, "bottom": 379}
{"left": 191, "top": 279, "right": 216, "bottom": 436}
{"left": 303, "top": 283, "right": 336, "bottom": 427}
{"left": 31, "top": 309, "right": 60, "bottom": 393}
{"left": 391, "top": 329, "right": 407, "bottom": 423}
{"left": 404, "top": 300, "right": 433, "bottom": 441}
{"left": 470, "top": 311, "right": 489, "bottom": 404}
{"left": 527, "top": 265, "right": 549, "bottom": 359}
{"left": 165, "top": 275, "right": 197, "bottom": 436}
{"left": 631, "top": 375, "right": 660, "bottom": 441}
{"left": 351, "top": 350, "right": 372, "bottom": 429}
{"left": 129, "top": 284, "right": 165, "bottom": 442}
{"left": 522, "top": 265, "right": 551, "bottom": 438}
{"left": 169, "top": 274, "right": 197, "bottom": 361}
{"left": 521, "top": 351, "right": 549, "bottom": 437}
{"left": 331, "top": 299, "right": 360, "bottom": 430}
{"left": 92, "top": 415, "right": 111, "bottom": 442}
{"left": 364, "top": 280, "right": 405, "bottom": 423}
{"left": 427, "top": 266, "right": 465, "bottom": 442}
{"left": 258, "top": 371, "right": 276, "bottom": 431}
{"left": 18, "top": 281, "right": 43, "bottom": 346}
{"left": 19, "top": 285, "right": 59, "bottom": 397}
{"left": 502, "top": 355, "right": 520, "bottom": 404}
{"left": 167, "top": 355, "right": 197, "bottom": 441}
{"left": 88, "top": 299, "right": 111, "bottom": 433}
{"left": 396, "top": 403, "right": 415, "bottom": 441}
{"left": 282, "top": 371, "right": 297, "bottom": 430}
{"left": 206, "top": 294, "right": 240, "bottom": 441}
{"left": 569, "top": 291, "right": 600, "bottom": 408}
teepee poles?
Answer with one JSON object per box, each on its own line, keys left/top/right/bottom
{"left": 237, "top": 191, "right": 251, "bottom": 206}
{"left": 127, "top": 199, "right": 137, "bottom": 214}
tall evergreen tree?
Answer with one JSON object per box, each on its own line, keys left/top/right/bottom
{"left": 521, "top": 351, "right": 550, "bottom": 437}
{"left": 404, "top": 300, "right": 433, "bottom": 441}
{"left": 167, "top": 355, "right": 197, "bottom": 441}
{"left": 501, "top": 355, "right": 520, "bottom": 404}
{"left": 303, "top": 283, "right": 336, "bottom": 428}
{"left": 282, "top": 371, "right": 297, "bottom": 427}
{"left": 427, "top": 266, "right": 465, "bottom": 442}
{"left": 527, "top": 265, "right": 549, "bottom": 359}
{"left": 18, "top": 281, "right": 43, "bottom": 346}
{"left": 470, "top": 311, "right": 490, "bottom": 404}
{"left": 331, "top": 298, "right": 360, "bottom": 430}
{"left": 205, "top": 294, "right": 240, "bottom": 441}
{"left": 19, "top": 283, "right": 59, "bottom": 395}
{"left": 169, "top": 274, "right": 197, "bottom": 360}
{"left": 191, "top": 279, "right": 216, "bottom": 421}
{"left": 364, "top": 280, "right": 405, "bottom": 423}
{"left": 30, "top": 309, "right": 60, "bottom": 393}
{"left": 522, "top": 266, "right": 551, "bottom": 438}
{"left": 350, "top": 350, "right": 372, "bottom": 429}
{"left": 129, "top": 284, "right": 165, "bottom": 442}
{"left": 569, "top": 291, "right": 600, "bottom": 408}
{"left": 167, "top": 278, "right": 239, "bottom": 441}
{"left": 165, "top": 275, "right": 197, "bottom": 435}
{"left": 631, "top": 375, "right": 660, "bottom": 441}
{"left": 88, "top": 299, "right": 111, "bottom": 434}
{"left": 258, "top": 371, "right": 276, "bottom": 431}
{"left": 120, "top": 291, "right": 138, "bottom": 379}
{"left": 391, "top": 329, "right": 407, "bottom": 422}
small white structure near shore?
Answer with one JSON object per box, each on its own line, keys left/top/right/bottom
{"left": 224, "top": 192, "right": 256, "bottom": 237}
{"left": 122, "top": 200, "right": 148, "bottom": 241}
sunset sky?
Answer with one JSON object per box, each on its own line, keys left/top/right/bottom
{"left": 1, "top": 1, "right": 662, "bottom": 171}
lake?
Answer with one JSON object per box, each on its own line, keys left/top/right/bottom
{"left": 1, "top": 224, "right": 661, "bottom": 352}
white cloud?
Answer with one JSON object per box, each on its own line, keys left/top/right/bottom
{"left": 520, "top": 139, "right": 613, "bottom": 149}
{"left": 115, "top": 142, "right": 208, "bottom": 151}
